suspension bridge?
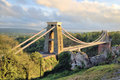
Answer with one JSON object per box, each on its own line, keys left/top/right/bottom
{"left": 11, "top": 22, "right": 111, "bottom": 55}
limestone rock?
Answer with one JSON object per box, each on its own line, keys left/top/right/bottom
{"left": 112, "top": 46, "right": 120, "bottom": 56}
{"left": 90, "top": 53, "right": 106, "bottom": 66}
{"left": 71, "top": 52, "right": 90, "bottom": 70}
{"left": 70, "top": 46, "right": 120, "bottom": 70}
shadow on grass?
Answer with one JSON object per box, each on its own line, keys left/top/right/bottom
{"left": 32, "top": 69, "right": 86, "bottom": 80}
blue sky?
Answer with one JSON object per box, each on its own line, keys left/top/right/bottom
{"left": 0, "top": 0, "right": 120, "bottom": 32}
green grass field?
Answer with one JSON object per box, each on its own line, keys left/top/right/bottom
{"left": 39, "top": 64, "right": 120, "bottom": 80}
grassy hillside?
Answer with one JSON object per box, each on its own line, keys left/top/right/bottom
{"left": 39, "top": 64, "right": 120, "bottom": 80}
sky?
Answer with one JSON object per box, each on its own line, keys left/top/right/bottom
{"left": 0, "top": 0, "right": 120, "bottom": 32}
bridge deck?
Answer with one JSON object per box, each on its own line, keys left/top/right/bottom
{"left": 63, "top": 42, "right": 105, "bottom": 51}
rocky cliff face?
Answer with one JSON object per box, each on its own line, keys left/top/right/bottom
{"left": 112, "top": 46, "right": 120, "bottom": 56}
{"left": 70, "top": 46, "right": 120, "bottom": 70}
{"left": 71, "top": 52, "right": 89, "bottom": 69}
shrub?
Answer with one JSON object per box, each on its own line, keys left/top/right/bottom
{"left": 53, "top": 51, "right": 71, "bottom": 72}
{"left": 30, "top": 52, "right": 43, "bottom": 64}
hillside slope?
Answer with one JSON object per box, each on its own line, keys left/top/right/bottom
{"left": 59, "top": 64, "right": 120, "bottom": 80}
{"left": 39, "top": 64, "right": 120, "bottom": 80}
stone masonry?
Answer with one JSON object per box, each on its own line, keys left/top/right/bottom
{"left": 44, "top": 22, "right": 63, "bottom": 55}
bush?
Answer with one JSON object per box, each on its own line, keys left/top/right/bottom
{"left": 52, "top": 51, "right": 71, "bottom": 72}
{"left": 57, "top": 51, "right": 71, "bottom": 70}
{"left": 30, "top": 52, "right": 43, "bottom": 64}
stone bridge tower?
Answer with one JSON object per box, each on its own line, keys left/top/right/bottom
{"left": 98, "top": 31, "right": 111, "bottom": 54}
{"left": 44, "top": 22, "right": 63, "bottom": 54}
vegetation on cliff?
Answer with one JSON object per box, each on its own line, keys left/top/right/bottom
{"left": 0, "top": 35, "right": 58, "bottom": 79}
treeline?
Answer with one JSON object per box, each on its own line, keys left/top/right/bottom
{"left": 15, "top": 31, "right": 120, "bottom": 56}
{"left": 64, "top": 31, "right": 120, "bottom": 46}
{"left": 0, "top": 35, "right": 58, "bottom": 79}
{"left": 15, "top": 32, "right": 101, "bottom": 53}
{"left": 64, "top": 31, "right": 120, "bottom": 56}
{"left": 15, "top": 36, "right": 45, "bottom": 53}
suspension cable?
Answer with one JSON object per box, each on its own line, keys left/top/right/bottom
{"left": 97, "top": 31, "right": 107, "bottom": 42}
{"left": 91, "top": 31, "right": 105, "bottom": 42}
{"left": 63, "top": 33, "right": 87, "bottom": 44}
{"left": 15, "top": 26, "right": 55, "bottom": 54}
{"left": 63, "top": 28, "right": 106, "bottom": 44}
{"left": 11, "top": 27, "right": 46, "bottom": 51}
{"left": 92, "top": 32, "right": 104, "bottom": 42}
{"left": 62, "top": 28, "right": 87, "bottom": 44}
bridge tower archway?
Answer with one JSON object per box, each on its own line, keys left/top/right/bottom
{"left": 44, "top": 22, "right": 63, "bottom": 54}
{"left": 48, "top": 30, "right": 54, "bottom": 53}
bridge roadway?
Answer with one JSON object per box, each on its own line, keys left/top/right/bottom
{"left": 63, "top": 42, "right": 106, "bottom": 51}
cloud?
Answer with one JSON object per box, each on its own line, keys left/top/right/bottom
{"left": 14, "top": 0, "right": 27, "bottom": 4}
{"left": 1, "top": 0, "right": 11, "bottom": 6}
{"left": 0, "top": 0, "right": 120, "bottom": 32}
{"left": 36, "top": 0, "right": 120, "bottom": 24}
{"left": 0, "top": 0, "right": 59, "bottom": 29}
